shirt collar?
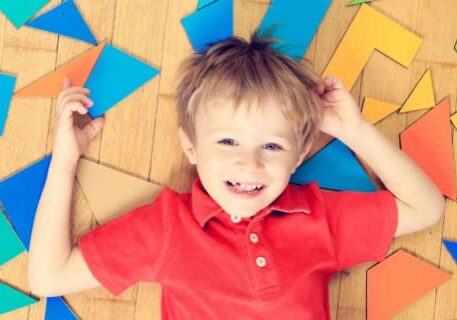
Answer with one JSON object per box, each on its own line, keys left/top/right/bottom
{"left": 191, "top": 177, "right": 312, "bottom": 228}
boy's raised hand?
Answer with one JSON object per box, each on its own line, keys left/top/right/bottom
{"left": 313, "top": 76, "right": 365, "bottom": 139}
{"left": 53, "top": 78, "right": 105, "bottom": 164}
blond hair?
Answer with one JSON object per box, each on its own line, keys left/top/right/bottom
{"left": 175, "top": 34, "right": 323, "bottom": 150}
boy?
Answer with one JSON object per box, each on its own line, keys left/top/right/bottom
{"left": 28, "top": 35, "right": 445, "bottom": 319}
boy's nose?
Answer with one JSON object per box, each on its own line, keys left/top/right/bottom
{"left": 235, "top": 149, "right": 264, "bottom": 172}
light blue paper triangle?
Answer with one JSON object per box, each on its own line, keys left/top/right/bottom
{"left": 257, "top": 0, "right": 331, "bottom": 60}
{"left": 443, "top": 240, "right": 457, "bottom": 265}
{"left": 197, "top": 0, "right": 216, "bottom": 10}
{"left": 45, "top": 297, "right": 77, "bottom": 320}
{"left": 0, "top": 155, "right": 52, "bottom": 250}
{"left": 25, "top": 0, "right": 97, "bottom": 45}
{"left": 290, "top": 139, "right": 376, "bottom": 192}
{"left": 181, "top": 0, "right": 233, "bottom": 52}
{"left": 0, "top": 74, "right": 16, "bottom": 136}
{"left": 85, "top": 45, "right": 160, "bottom": 118}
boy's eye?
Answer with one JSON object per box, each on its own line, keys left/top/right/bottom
{"left": 263, "top": 143, "right": 282, "bottom": 151}
{"left": 218, "top": 138, "right": 236, "bottom": 145}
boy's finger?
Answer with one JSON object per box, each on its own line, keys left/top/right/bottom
{"left": 61, "top": 101, "right": 88, "bottom": 118}
{"left": 62, "top": 77, "right": 72, "bottom": 90}
{"left": 60, "top": 94, "right": 93, "bottom": 108}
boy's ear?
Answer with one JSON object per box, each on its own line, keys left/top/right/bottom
{"left": 178, "top": 127, "right": 197, "bottom": 165}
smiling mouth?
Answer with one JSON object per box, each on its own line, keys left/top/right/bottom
{"left": 225, "top": 180, "right": 265, "bottom": 193}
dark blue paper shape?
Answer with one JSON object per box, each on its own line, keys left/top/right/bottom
{"left": 45, "top": 297, "right": 77, "bottom": 320}
{"left": 0, "top": 155, "right": 51, "bottom": 250}
{"left": 26, "top": 0, "right": 97, "bottom": 45}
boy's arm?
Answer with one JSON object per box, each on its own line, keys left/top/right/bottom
{"left": 28, "top": 79, "right": 104, "bottom": 296}
{"left": 314, "top": 76, "right": 445, "bottom": 238}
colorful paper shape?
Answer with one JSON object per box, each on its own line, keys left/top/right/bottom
{"left": 347, "top": 0, "right": 373, "bottom": 6}
{"left": 290, "top": 139, "right": 376, "bottom": 192}
{"left": 0, "top": 282, "right": 38, "bottom": 315}
{"left": 451, "top": 113, "right": 457, "bottom": 129}
{"left": 26, "top": 0, "right": 97, "bottom": 45}
{"left": 443, "top": 240, "right": 457, "bottom": 265}
{"left": 0, "top": 73, "right": 16, "bottom": 136}
{"left": 0, "top": 0, "right": 49, "bottom": 28}
{"left": 181, "top": 0, "right": 233, "bottom": 52}
{"left": 197, "top": 0, "right": 215, "bottom": 9}
{"left": 0, "top": 155, "right": 51, "bottom": 250}
{"left": 76, "top": 159, "right": 163, "bottom": 224}
{"left": 257, "top": 0, "right": 331, "bottom": 60}
{"left": 16, "top": 42, "right": 105, "bottom": 97}
{"left": 323, "top": 4, "right": 422, "bottom": 90}
{"left": 400, "top": 98, "right": 456, "bottom": 199}
{"left": 45, "top": 297, "right": 77, "bottom": 320}
{"left": 0, "top": 209, "right": 25, "bottom": 266}
{"left": 399, "top": 69, "right": 435, "bottom": 113}
{"left": 362, "top": 97, "right": 401, "bottom": 124}
{"left": 85, "top": 45, "right": 159, "bottom": 118}
{"left": 367, "top": 250, "right": 452, "bottom": 320}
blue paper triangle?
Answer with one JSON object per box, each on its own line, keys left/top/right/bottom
{"left": 290, "top": 139, "right": 376, "bottom": 192}
{"left": 443, "top": 240, "right": 457, "bottom": 265}
{"left": 0, "top": 74, "right": 16, "bottom": 136}
{"left": 181, "top": 0, "right": 233, "bottom": 52}
{"left": 257, "top": 0, "right": 331, "bottom": 60}
{"left": 25, "top": 0, "right": 97, "bottom": 45}
{"left": 0, "top": 155, "right": 52, "bottom": 250}
{"left": 85, "top": 45, "right": 160, "bottom": 118}
{"left": 45, "top": 297, "right": 77, "bottom": 320}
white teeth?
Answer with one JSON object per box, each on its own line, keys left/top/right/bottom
{"left": 227, "top": 180, "right": 263, "bottom": 191}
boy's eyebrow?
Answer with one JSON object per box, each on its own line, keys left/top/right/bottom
{"left": 209, "top": 130, "right": 294, "bottom": 144}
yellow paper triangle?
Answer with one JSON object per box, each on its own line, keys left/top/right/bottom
{"left": 362, "top": 97, "right": 401, "bottom": 124}
{"left": 451, "top": 113, "right": 457, "bottom": 129}
{"left": 400, "top": 69, "right": 435, "bottom": 113}
{"left": 76, "top": 159, "right": 163, "bottom": 224}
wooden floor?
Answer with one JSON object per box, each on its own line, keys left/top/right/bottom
{"left": 0, "top": 0, "right": 456, "bottom": 319}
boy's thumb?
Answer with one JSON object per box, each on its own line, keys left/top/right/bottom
{"left": 63, "top": 77, "right": 72, "bottom": 90}
{"left": 83, "top": 117, "right": 105, "bottom": 140}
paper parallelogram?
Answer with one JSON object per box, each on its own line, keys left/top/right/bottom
{"left": 0, "top": 73, "right": 16, "bottom": 136}
{"left": 443, "top": 240, "right": 457, "bottom": 265}
{"left": 290, "top": 139, "right": 376, "bottom": 192}
{"left": 347, "top": 0, "right": 373, "bottom": 6}
{"left": 362, "top": 97, "right": 400, "bottom": 124}
{"left": 0, "top": 282, "right": 38, "bottom": 315}
{"left": 367, "top": 250, "right": 452, "bottom": 320}
{"left": 76, "top": 159, "right": 163, "bottom": 224}
{"left": 322, "top": 4, "right": 422, "bottom": 90}
{"left": 0, "top": 209, "right": 25, "bottom": 266}
{"left": 0, "top": 0, "right": 49, "bottom": 28}
{"left": 0, "top": 155, "right": 51, "bottom": 250}
{"left": 45, "top": 297, "right": 78, "bottom": 320}
{"left": 399, "top": 69, "right": 435, "bottom": 113}
{"left": 26, "top": 0, "right": 97, "bottom": 45}
{"left": 256, "top": 0, "right": 331, "bottom": 60}
{"left": 181, "top": 0, "right": 233, "bottom": 52}
{"left": 85, "top": 45, "right": 159, "bottom": 118}
{"left": 400, "top": 98, "right": 456, "bottom": 199}
{"left": 16, "top": 42, "right": 105, "bottom": 97}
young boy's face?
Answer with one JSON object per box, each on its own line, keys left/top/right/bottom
{"left": 179, "top": 97, "right": 311, "bottom": 218}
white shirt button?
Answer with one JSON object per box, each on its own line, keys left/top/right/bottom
{"left": 256, "top": 256, "right": 266, "bottom": 268}
{"left": 230, "top": 215, "right": 241, "bottom": 223}
{"left": 249, "top": 233, "right": 259, "bottom": 243}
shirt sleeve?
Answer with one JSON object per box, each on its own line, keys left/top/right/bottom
{"left": 78, "top": 189, "right": 176, "bottom": 296}
{"left": 321, "top": 188, "right": 398, "bottom": 271}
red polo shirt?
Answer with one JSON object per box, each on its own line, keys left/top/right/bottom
{"left": 79, "top": 177, "right": 398, "bottom": 320}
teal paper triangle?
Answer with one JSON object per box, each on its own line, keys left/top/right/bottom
{"left": 0, "top": 282, "right": 38, "bottom": 315}
{"left": 0, "top": 209, "right": 25, "bottom": 266}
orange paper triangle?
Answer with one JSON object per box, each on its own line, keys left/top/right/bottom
{"left": 362, "top": 97, "right": 400, "bottom": 124}
{"left": 400, "top": 97, "right": 456, "bottom": 199}
{"left": 399, "top": 69, "right": 435, "bottom": 113}
{"left": 15, "top": 42, "right": 106, "bottom": 97}
{"left": 76, "top": 158, "right": 163, "bottom": 224}
{"left": 367, "top": 250, "right": 452, "bottom": 320}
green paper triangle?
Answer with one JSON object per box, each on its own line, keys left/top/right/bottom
{"left": 0, "top": 209, "right": 25, "bottom": 265}
{"left": 0, "top": 282, "right": 38, "bottom": 315}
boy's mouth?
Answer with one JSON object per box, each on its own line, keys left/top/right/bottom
{"left": 225, "top": 180, "right": 265, "bottom": 193}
